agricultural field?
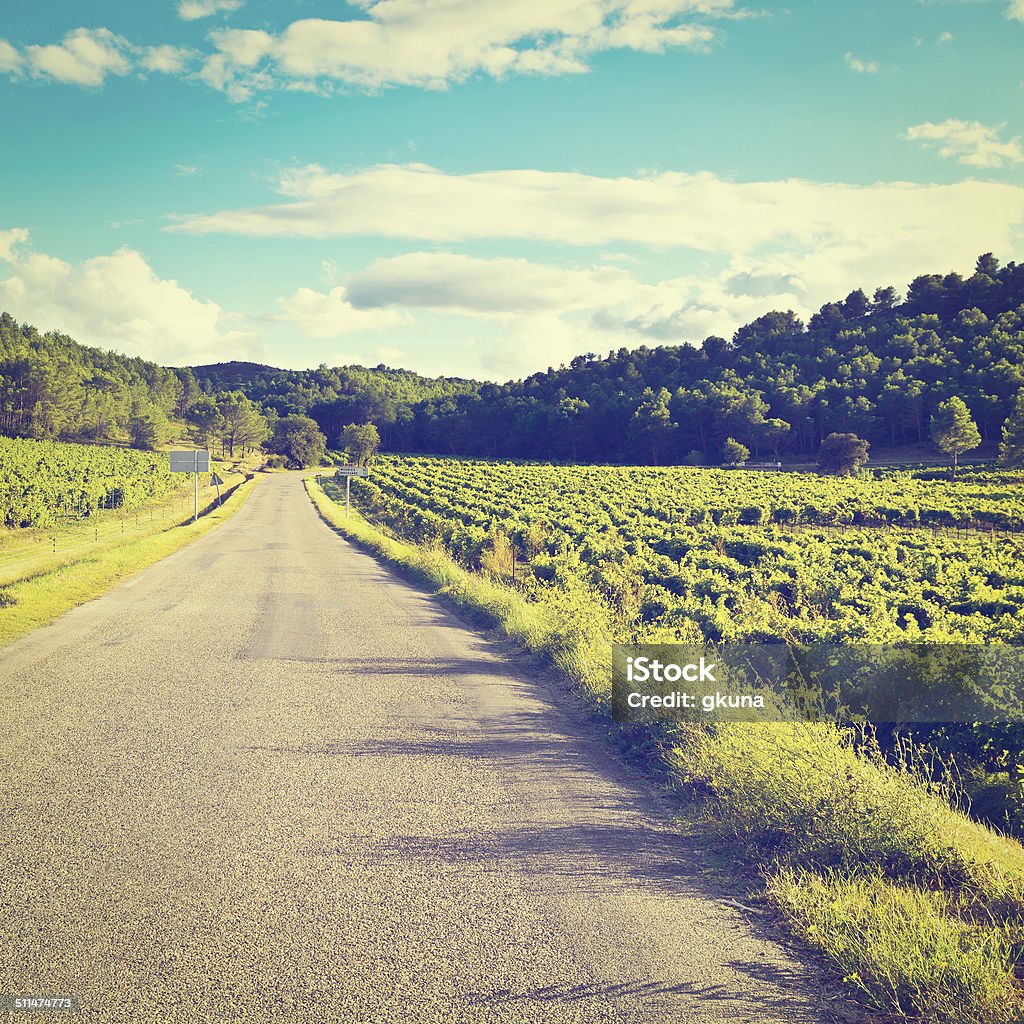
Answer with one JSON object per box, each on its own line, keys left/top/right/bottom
{"left": 0, "top": 436, "right": 252, "bottom": 647}
{"left": 0, "top": 436, "right": 191, "bottom": 529}
{"left": 350, "top": 456, "right": 1024, "bottom": 647}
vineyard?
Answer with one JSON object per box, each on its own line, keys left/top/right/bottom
{"left": 349, "top": 457, "right": 1024, "bottom": 647}
{"left": 0, "top": 437, "right": 190, "bottom": 530}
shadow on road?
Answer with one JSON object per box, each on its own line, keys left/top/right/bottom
{"left": 462, "top": 973, "right": 810, "bottom": 1021}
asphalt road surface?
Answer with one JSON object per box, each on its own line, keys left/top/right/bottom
{"left": 0, "top": 473, "right": 826, "bottom": 1023}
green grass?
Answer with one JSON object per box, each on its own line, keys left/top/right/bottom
{"left": 767, "top": 869, "right": 1024, "bottom": 1024}
{"left": 307, "top": 476, "right": 1024, "bottom": 1024}
{"left": 674, "top": 722, "right": 1024, "bottom": 909}
{"left": 0, "top": 475, "right": 258, "bottom": 649}
{"left": 0, "top": 462, "right": 251, "bottom": 585}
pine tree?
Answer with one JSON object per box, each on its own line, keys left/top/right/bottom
{"left": 930, "top": 397, "right": 981, "bottom": 479}
{"left": 999, "top": 393, "right": 1024, "bottom": 469}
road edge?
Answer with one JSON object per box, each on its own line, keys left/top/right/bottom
{"left": 0, "top": 474, "right": 260, "bottom": 650}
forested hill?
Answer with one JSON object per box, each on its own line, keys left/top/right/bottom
{"left": 190, "top": 361, "right": 476, "bottom": 449}
{"left": 0, "top": 310, "right": 189, "bottom": 441}
{"left": 456, "top": 252, "right": 1024, "bottom": 463}
{"left": 195, "top": 252, "right": 1024, "bottom": 462}
{"left": 2, "top": 252, "right": 1023, "bottom": 463}
{"left": 0, "top": 315, "right": 474, "bottom": 450}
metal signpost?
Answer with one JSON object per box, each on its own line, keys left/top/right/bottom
{"left": 210, "top": 471, "right": 224, "bottom": 508}
{"left": 169, "top": 450, "right": 211, "bottom": 523}
{"left": 335, "top": 465, "right": 369, "bottom": 518}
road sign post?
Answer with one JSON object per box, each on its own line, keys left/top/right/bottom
{"left": 211, "top": 471, "right": 224, "bottom": 507}
{"left": 335, "top": 465, "right": 369, "bottom": 519}
{"left": 169, "top": 451, "right": 212, "bottom": 523}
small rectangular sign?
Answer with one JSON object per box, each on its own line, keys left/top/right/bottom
{"left": 169, "top": 450, "right": 211, "bottom": 473}
{"left": 336, "top": 465, "right": 369, "bottom": 477}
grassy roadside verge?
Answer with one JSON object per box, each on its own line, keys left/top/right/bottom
{"left": 0, "top": 463, "right": 252, "bottom": 586}
{"left": 0, "top": 474, "right": 258, "bottom": 649}
{"left": 307, "top": 476, "right": 1024, "bottom": 1024}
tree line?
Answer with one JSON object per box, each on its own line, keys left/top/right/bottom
{"left": 2, "top": 252, "right": 1024, "bottom": 469}
{"left": 201, "top": 253, "right": 1024, "bottom": 467}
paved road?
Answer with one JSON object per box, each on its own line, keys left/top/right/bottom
{"left": 0, "top": 473, "right": 825, "bottom": 1023}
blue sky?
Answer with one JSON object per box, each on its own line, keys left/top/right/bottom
{"left": 1, "top": 0, "right": 1022, "bottom": 379}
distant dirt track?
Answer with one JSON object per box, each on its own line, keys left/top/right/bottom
{"left": 0, "top": 472, "right": 825, "bottom": 1023}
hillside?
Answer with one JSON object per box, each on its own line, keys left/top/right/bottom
{"left": 190, "top": 360, "right": 477, "bottom": 450}
{"left": 3, "top": 252, "right": 1023, "bottom": 462}
{"left": 194, "top": 253, "right": 1024, "bottom": 463}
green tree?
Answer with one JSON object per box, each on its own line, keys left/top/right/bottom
{"left": 998, "top": 393, "right": 1024, "bottom": 469}
{"left": 271, "top": 414, "right": 326, "bottom": 468}
{"left": 217, "top": 392, "right": 268, "bottom": 458}
{"left": 187, "top": 396, "right": 222, "bottom": 448}
{"left": 720, "top": 437, "right": 749, "bottom": 465}
{"left": 173, "top": 367, "right": 201, "bottom": 418}
{"left": 129, "top": 410, "right": 168, "bottom": 450}
{"left": 930, "top": 397, "right": 981, "bottom": 479}
{"left": 629, "top": 387, "right": 674, "bottom": 464}
{"left": 760, "top": 418, "right": 791, "bottom": 461}
{"left": 818, "top": 433, "right": 870, "bottom": 475}
{"left": 82, "top": 372, "right": 123, "bottom": 440}
{"left": 339, "top": 422, "right": 381, "bottom": 466}
{"left": 554, "top": 396, "right": 589, "bottom": 460}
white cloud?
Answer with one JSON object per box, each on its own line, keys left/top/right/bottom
{"left": 478, "top": 313, "right": 612, "bottom": 377}
{"left": 937, "top": 31, "right": 954, "bottom": 43}
{"left": 0, "top": 39, "right": 22, "bottom": 74}
{"left": 2, "top": 1, "right": 739, "bottom": 98}
{"left": 178, "top": 0, "right": 245, "bottom": 21}
{"left": 0, "top": 228, "right": 30, "bottom": 262}
{"left": 275, "top": 286, "right": 412, "bottom": 338}
{"left": 171, "top": 160, "right": 1024, "bottom": 371}
{"left": 0, "top": 32, "right": 195, "bottom": 85}
{"left": 273, "top": 167, "right": 1024, "bottom": 372}
{"left": 174, "top": 163, "right": 201, "bottom": 176}
{"left": 169, "top": 162, "right": 1024, "bottom": 265}
{"left": 25, "top": 28, "right": 133, "bottom": 87}
{"left": 1008, "top": 0, "right": 1024, "bottom": 22}
{"left": 195, "top": 0, "right": 739, "bottom": 99}
{"left": 142, "top": 44, "right": 194, "bottom": 74}
{"left": 345, "top": 253, "right": 645, "bottom": 314}
{"left": 904, "top": 119, "right": 1024, "bottom": 168}
{"left": 844, "top": 51, "right": 880, "bottom": 74}
{"left": 0, "top": 230, "right": 259, "bottom": 364}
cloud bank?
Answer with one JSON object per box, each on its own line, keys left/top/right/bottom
{"left": 0, "top": 229, "right": 258, "bottom": 365}
{"left": 169, "top": 162, "right": 1024, "bottom": 259}
{"left": 253, "top": 164, "right": 1024, "bottom": 375}
{"left": 178, "top": 0, "right": 245, "bottom": 22}
{"left": 1, "top": 1, "right": 742, "bottom": 99}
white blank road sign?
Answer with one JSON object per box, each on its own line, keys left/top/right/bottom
{"left": 169, "top": 450, "right": 211, "bottom": 473}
